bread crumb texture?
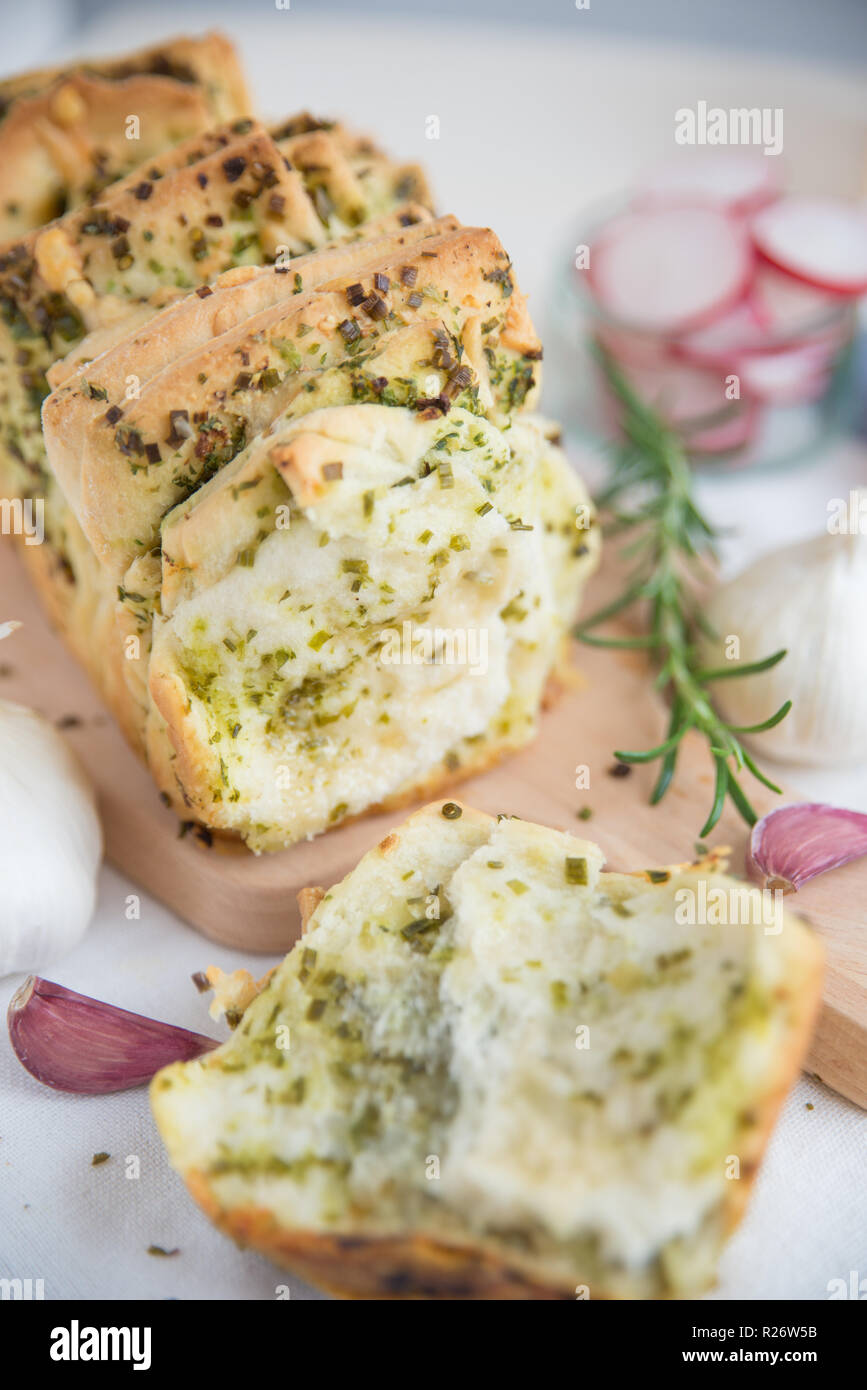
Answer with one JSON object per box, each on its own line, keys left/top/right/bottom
{"left": 151, "top": 801, "right": 823, "bottom": 1298}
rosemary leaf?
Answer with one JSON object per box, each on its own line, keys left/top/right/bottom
{"left": 576, "top": 346, "right": 791, "bottom": 836}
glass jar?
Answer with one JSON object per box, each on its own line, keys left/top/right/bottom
{"left": 549, "top": 198, "right": 861, "bottom": 472}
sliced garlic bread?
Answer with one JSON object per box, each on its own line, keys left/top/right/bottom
{"left": 0, "top": 118, "right": 435, "bottom": 674}
{"left": 35, "top": 207, "right": 590, "bottom": 847}
{"left": 0, "top": 32, "right": 250, "bottom": 239}
{"left": 43, "top": 222, "right": 537, "bottom": 575}
{"left": 145, "top": 404, "right": 595, "bottom": 848}
{"left": 152, "top": 801, "right": 824, "bottom": 1298}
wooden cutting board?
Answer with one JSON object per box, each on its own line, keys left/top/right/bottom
{"left": 1, "top": 536, "right": 865, "bottom": 1109}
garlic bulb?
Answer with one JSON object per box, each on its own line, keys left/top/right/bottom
{"left": 702, "top": 525, "right": 867, "bottom": 767}
{"left": 0, "top": 623, "right": 102, "bottom": 976}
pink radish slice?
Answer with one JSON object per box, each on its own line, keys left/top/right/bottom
{"left": 590, "top": 206, "right": 753, "bottom": 333}
{"left": 635, "top": 152, "right": 780, "bottom": 216}
{"left": 686, "top": 403, "right": 760, "bottom": 454}
{"left": 675, "top": 298, "right": 772, "bottom": 366}
{"left": 751, "top": 196, "right": 867, "bottom": 294}
{"left": 594, "top": 324, "right": 672, "bottom": 368}
{"left": 735, "top": 344, "right": 833, "bottom": 404}
{"left": 615, "top": 359, "right": 729, "bottom": 425}
{"left": 752, "top": 264, "right": 850, "bottom": 339}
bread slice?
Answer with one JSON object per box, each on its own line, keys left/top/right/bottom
{"left": 0, "top": 120, "right": 435, "bottom": 657}
{"left": 34, "top": 203, "right": 585, "bottom": 847}
{"left": 43, "top": 222, "right": 538, "bottom": 576}
{"left": 144, "top": 403, "right": 596, "bottom": 848}
{"left": 45, "top": 206, "right": 436, "bottom": 393}
{"left": 151, "top": 801, "right": 824, "bottom": 1298}
{"left": 0, "top": 31, "right": 248, "bottom": 113}
{"left": 0, "top": 121, "right": 318, "bottom": 510}
{"left": 0, "top": 33, "right": 250, "bottom": 239}
{"left": 271, "top": 113, "right": 430, "bottom": 223}
{"left": 2, "top": 115, "right": 433, "bottom": 508}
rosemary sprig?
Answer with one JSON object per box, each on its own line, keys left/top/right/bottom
{"left": 575, "top": 349, "right": 791, "bottom": 838}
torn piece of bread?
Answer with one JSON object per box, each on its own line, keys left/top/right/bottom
{"left": 0, "top": 33, "right": 250, "bottom": 239}
{"left": 151, "top": 801, "right": 824, "bottom": 1299}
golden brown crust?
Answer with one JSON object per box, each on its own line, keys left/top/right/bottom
{"left": 0, "top": 34, "right": 250, "bottom": 240}
{"left": 6, "top": 526, "right": 148, "bottom": 750}
{"left": 0, "top": 31, "right": 249, "bottom": 119}
{"left": 297, "top": 886, "right": 326, "bottom": 933}
{"left": 0, "top": 120, "right": 341, "bottom": 551}
{"left": 184, "top": 1171, "right": 574, "bottom": 1299}
{"left": 719, "top": 922, "right": 825, "bottom": 1237}
{"left": 0, "top": 75, "right": 215, "bottom": 240}
{"left": 46, "top": 223, "right": 539, "bottom": 575}
{"left": 44, "top": 212, "right": 453, "bottom": 532}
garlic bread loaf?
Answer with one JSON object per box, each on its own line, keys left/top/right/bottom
{"left": 2, "top": 31, "right": 596, "bottom": 852}
{"left": 45, "top": 221, "right": 535, "bottom": 574}
{"left": 0, "top": 120, "right": 327, "bottom": 511}
{"left": 0, "top": 31, "right": 248, "bottom": 113}
{"left": 1, "top": 120, "right": 430, "bottom": 511}
{"left": 40, "top": 216, "right": 597, "bottom": 848}
{"left": 0, "top": 113, "right": 435, "bottom": 677}
{"left": 151, "top": 801, "right": 824, "bottom": 1298}
{"left": 0, "top": 33, "right": 250, "bottom": 239}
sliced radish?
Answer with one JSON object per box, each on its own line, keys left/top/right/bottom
{"left": 751, "top": 197, "right": 867, "bottom": 295}
{"left": 675, "top": 298, "right": 771, "bottom": 366}
{"left": 614, "top": 358, "right": 730, "bottom": 425}
{"left": 635, "top": 152, "right": 780, "bottom": 216}
{"left": 752, "top": 264, "right": 851, "bottom": 340}
{"left": 590, "top": 206, "right": 753, "bottom": 333}
{"left": 594, "top": 324, "right": 671, "bottom": 368}
{"left": 686, "top": 402, "right": 760, "bottom": 454}
{"left": 735, "top": 343, "right": 833, "bottom": 405}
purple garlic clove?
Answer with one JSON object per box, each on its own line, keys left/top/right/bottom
{"left": 8, "top": 976, "right": 219, "bottom": 1094}
{"left": 748, "top": 802, "right": 867, "bottom": 893}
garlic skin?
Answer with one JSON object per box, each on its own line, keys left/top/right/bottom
{"left": 748, "top": 802, "right": 867, "bottom": 892}
{"left": 702, "top": 527, "right": 867, "bottom": 767}
{"left": 0, "top": 695, "right": 102, "bottom": 976}
{"left": 9, "top": 976, "right": 216, "bottom": 1093}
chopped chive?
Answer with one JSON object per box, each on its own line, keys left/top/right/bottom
{"left": 565, "top": 856, "right": 588, "bottom": 885}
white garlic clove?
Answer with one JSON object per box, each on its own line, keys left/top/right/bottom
{"left": 701, "top": 520, "right": 867, "bottom": 768}
{"left": 0, "top": 695, "right": 102, "bottom": 977}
